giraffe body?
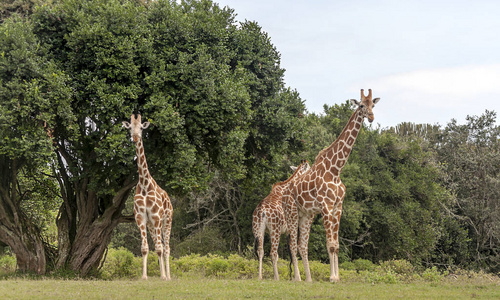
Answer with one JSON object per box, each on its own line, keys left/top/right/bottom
{"left": 283, "top": 89, "right": 380, "bottom": 282}
{"left": 123, "top": 114, "right": 173, "bottom": 280}
{"left": 252, "top": 161, "right": 310, "bottom": 280}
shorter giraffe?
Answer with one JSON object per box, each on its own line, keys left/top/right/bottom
{"left": 252, "top": 160, "right": 310, "bottom": 280}
{"left": 123, "top": 114, "right": 173, "bottom": 280}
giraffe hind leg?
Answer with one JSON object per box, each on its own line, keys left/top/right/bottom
{"left": 270, "top": 229, "right": 280, "bottom": 280}
{"left": 162, "top": 215, "right": 172, "bottom": 280}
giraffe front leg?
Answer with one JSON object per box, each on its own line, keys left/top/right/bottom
{"left": 136, "top": 216, "right": 149, "bottom": 280}
{"left": 323, "top": 210, "right": 341, "bottom": 282}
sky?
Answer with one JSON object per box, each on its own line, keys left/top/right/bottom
{"left": 215, "top": 0, "right": 500, "bottom": 128}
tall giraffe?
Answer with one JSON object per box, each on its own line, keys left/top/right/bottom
{"left": 283, "top": 89, "right": 380, "bottom": 282}
{"left": 122, "top": 114, "right": 173, "bottom": 280}
{"left": 252, "top": 160, "right": 310, "bottom": 280}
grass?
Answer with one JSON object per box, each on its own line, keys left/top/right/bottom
{"left": 0, "top": 277, "right": 499, "bottom": 299}
{"left": 2, "top": 252, "right": 499, "bottom": 299}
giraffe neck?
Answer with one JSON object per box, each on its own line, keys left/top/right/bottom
{"left": 271, "top": 182, "right": 286, "bottom": 195}
{"left": 135, "top": 138, "right": 151, "bottom": 185}
{"left": 315, "top": 108, "right": 364, "bottom": 175}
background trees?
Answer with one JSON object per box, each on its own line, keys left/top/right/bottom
{"left": 1, "top": 0, "right": 304, "bottom": 275}
{"left": 0, "top": 0, "right": 498, "bottom": 276}
{"left": 435, "top": 111, "right": 500, "bottom": 271}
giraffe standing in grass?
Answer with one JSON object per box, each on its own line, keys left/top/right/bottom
{"left": 253, "top": 160, "right": 310, "bottom": 280}
{"left": 283, "top": 89, "right": 380, "bottom": 282}
{"left": 123, "top": 114, "right": 173, "bottom": 280}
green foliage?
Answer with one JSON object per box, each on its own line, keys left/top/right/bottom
{"left": 1, "top": 0, "right": 499, "bottom": 277}
{"left": 421, "top": 266, "right": 447, "bottom": 282}
{"left": 436, "top": 110, "right": 500, "bottom": 272}
{"left": 0, "top": 254, "right": 16, "bottom": 275}
{"left": 174, "top": 227, "right": 228, "bottom": 257}
{"left": 100, "top": 247, "right": 140, "bottom": 279}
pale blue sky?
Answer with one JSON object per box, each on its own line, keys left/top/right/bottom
{"left": 216, "top": 0, "right": 500, "bottom": 128}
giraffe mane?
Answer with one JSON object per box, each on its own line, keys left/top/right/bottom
{"left": 313, "top": 107, "right": 362, "bottom": 165}
{"left": 274, "top": 161, "right": 308, "bottom": 187}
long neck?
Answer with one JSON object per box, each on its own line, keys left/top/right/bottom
{"left": 315, "top": 108, "right": 364, "bottom": 175}
{"left": 135, "top": 138, "right": 151, "bottom": 180}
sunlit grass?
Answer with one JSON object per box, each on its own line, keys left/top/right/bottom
{"left": 0, "top": 278, "right": 498, "bottom": 300}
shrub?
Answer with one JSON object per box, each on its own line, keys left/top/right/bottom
{"left": 0, "top": 254, "right": 16, "bottom": 275}
{"left": 363, "top": 269, "right": 399, "bottom": 284}
{"left": 100, "top": 247, "right": 140, "bottom": 279}
{"left": 174, "top": 227, "right": 228, "bottom": 257}
{"left": 353, "top": 258, "right": 377, "bottom": 272}
{"left": 206, "top": 255, "right": 230, "bottom": 278}
{"left": 340, "top": 258, "right": 376, "bottom": 272}
{"left": 309, "top": 260, "right": 331, "bottom": 281}
{"left": 422, "top": 266, "right": 447, "bottom": 282}
{"left": 379, "top": 259, "right": 416, "bottom": 281}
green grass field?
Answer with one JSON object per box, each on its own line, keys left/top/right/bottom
{"left": 1, "top": 278, "right": 499, "bottom": 300}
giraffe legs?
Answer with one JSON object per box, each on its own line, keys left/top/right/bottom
{"left": 323, "top": 207, "right": 342, "bottom": 282}
{"left": 149, "top": 217, "right": 166, "bottom": 280}
{"left": 284, "top": 196, "right": 301, "bottom": 281}
{"left": 270, "top": 229, "right": 280, "bottom": 280}
{"left": 162, "top": 213, "right": 172, "bottom": 280}
{"left": 136, "top": 216, "right": 149, "bottom": 280}
{"left": 298, "top": 215, "right": 314, "bottom": 282}
{"left": 255, "top": 224, "right": 266, "bottom": 280}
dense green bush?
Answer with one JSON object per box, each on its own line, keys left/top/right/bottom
{"left": 0, "top": 249, "right": 492, "bottom": 284}
{"left": 0, "top": 254, "right": 16, "bottom": 275}
{"left": 174, "top": 227, "right": 229, "bottom": 257}
{"left": 100, "top": 247, "right": 140, "bottom": 279}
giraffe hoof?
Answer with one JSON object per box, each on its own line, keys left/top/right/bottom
{"left": 329, "top": 277, "right": 340, "bottom": 283}
{"left": 161, "top": 275, "right": 167, "bottom": 280}
{"left": 142, "top": 275, "right": 148, "bottom": 280}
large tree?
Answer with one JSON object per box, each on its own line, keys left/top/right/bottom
{"left": 436, "top": 110, "right": 500, "bottom": 272}
{"left": 0, "top": 14, "right": 71, "bottom": 274}
{"left": 1, "top": 0, "right": 305, "bottom": 275}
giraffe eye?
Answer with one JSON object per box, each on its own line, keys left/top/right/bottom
{"left": 360, "top": 105, "right": 365, "bottom": 108}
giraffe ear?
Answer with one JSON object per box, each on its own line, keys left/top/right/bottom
{"left": 290, "top": 166, "right": 298, "bottom": 171}
{"left": 141, "top": 122, "right": 150, "bottom": 129}
{"left": 122, "top": 121, "right": 131, "bottom": 129}
{"left": 350, "top": 99, "right": 361, "bottom": 107}
{"left": 373, "top": 97, "right": 380, "bottom": 105}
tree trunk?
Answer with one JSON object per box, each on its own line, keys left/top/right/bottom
{"left": 0, "top": 158, "right": 47, "bottom": 274}
{"left": 55, "top": 174, "right": 136, "bottom": 276}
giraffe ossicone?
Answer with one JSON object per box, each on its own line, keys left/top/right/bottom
{"left": 123, "top": 114, "right": 173, "bottom": 280}
{"left": 252, "top": 160, "right": 310, "bottom": 280}
{"left": 283, "top": 89, "right": 380, "bottom": 282}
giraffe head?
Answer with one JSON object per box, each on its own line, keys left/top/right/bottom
{"left": 350, "top": 89, "right": 380, "bottom": 123}
{"left": 122, "top": 114, "right": 150, "bottom": 142}
{"left": 290, "top": 160, "right": 310, "bottom": 176}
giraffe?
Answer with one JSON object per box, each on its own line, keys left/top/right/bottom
{"left": 252, "top": 160, "right": 310, "bottom": 280}
{"left": 283, "top": 89, "right": 380, "bottom": 282}
{"left": 122, "top": 114, "right": 173, "bottom": 280}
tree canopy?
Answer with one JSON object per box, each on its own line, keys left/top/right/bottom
{"left": 0, "top": 0, "right": 498, "bottom": 276}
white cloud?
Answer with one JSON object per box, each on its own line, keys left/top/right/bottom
{"left": 370, "top": 64, "right": 500, "bottom": 98}
{"left": 354, "top": 64, "right": 500, "bottom": 127}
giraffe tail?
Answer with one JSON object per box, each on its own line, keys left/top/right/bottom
{"left": 286, "top": 233, "right": 292, "bottom": 279}
{"left": 254, "top": 236, "right": 259, "bottom": 259}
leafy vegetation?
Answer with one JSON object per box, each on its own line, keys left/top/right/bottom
{"left": 0, "top": 0, "right": 499, "bottom": 279}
